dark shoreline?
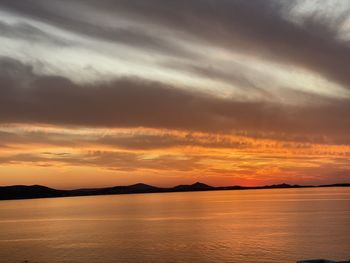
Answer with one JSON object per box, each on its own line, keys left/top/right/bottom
{"left": 1, "top": 182, "right": 349, "bottom": 201}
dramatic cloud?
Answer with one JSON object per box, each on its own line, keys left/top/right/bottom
{"left": 1, "top": 0, "right": 349, "bottom": 88}
{"left": 0, "top": 57, "right": 349, "bottom": 145}
{"left": 80, "top": 0, "right": 350, "bottom": 88}
{"left": 0, "top": 0, "right": 349, "bottom": 187}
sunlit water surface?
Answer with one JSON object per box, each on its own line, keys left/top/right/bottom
{"left": 0, "top": 188, "right": 349, "bottom": 263}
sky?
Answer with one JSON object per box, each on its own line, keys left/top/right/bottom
{"left": 0, "top": 0, "right": 349, "bottom": 189}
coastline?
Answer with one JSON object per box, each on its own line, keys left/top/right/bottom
{"left": 1, "top": 182, "right": 349, "bottom": 201}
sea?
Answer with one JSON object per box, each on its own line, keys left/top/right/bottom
{"left": 0, "top": 187, "right": 349, "bottom": 263}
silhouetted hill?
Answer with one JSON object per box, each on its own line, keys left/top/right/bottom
{"left": 0, "top": 182, "right": 348, "bottom": 201}
{"left": 69, "top": 183, "right": 162, "bottom": 196}
{"left": 106, "top": 183, "right": 162, "bottom": 194}
{"left": 172, "top": 182, "right": 214, "bottom": 192}
{"left": 0, "top": 185, "right": 66, "bottom": 200}
{"left": 262, "top": 183, "right": 306, "bottom": 189}
{"left": 125, "top": 183, "right": 161, "bottom": 192}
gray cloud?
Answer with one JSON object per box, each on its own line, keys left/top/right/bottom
{"left": 51, "top": 0, "right": 350, "bottom": 89}
{"left": 1, "top": 0, "right": 349, "bottom": 91}
{"left": 0, "top": 0, "right": 198, "bottom": 60}
{"left": 0, "top": 20, "right": 71, "bottom": 46}
{"left": 161, "top": 60, "right": 273, "bottom": 99}
{"left": 0, "top": 57, "right": 349, "bottom": 145}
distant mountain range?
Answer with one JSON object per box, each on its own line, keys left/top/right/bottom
{"left": 0, "top": 182, "right": 349, "bottom": 201}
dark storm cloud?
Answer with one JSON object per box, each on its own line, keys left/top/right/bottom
{"left": 0, "top": 57, "right": 349, "bottom": 144}
{"left": 1, "top": 0, "right": 349, "bottom": 88}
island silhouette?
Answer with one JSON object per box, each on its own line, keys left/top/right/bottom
{"left": 0, "top": 182, "right": 349, "bottom": 201}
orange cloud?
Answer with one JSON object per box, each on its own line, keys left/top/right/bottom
{"left": 0, "top": 125, "right": 349, "bottom": 188}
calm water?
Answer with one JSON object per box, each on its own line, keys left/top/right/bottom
{"left": 0, "top": 188, "right": 349, "bottom": 263}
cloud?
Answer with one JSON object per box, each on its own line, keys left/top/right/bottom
{"left": 0, "top": 0, "right": 197, "bottom": 60}
{"left": 1, "top": 1, "right": 349, "bottom": 101}
{"left": 0, "top": 20, "right": 71, "bottom": 46}
{"left": 0, "top": 57, "right": 349, "bottom": 145}
{"left": 0, "top": 127, "right": 257, "bottom": 151}
{"left": 0, "top": 146, "right": 348, "bottom": 185}
{"left": 94, "top": 0, "right": 350, "bottom": 89}
{"left": 6, "top": 0, "right": 348, "bottom": 88}
{"left": 0, "top": 151, "right": 204, "bottom": 172}
{"left": 1, "top": 0, "right": 349, "bottom": 89}
{"left": 2, "top": 126, "right": 350, "bottom": 155}
{"left": 0, "top": 1, "right": 349, "bottom": 186}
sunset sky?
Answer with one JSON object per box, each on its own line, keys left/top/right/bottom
{"left": 0, "top": 0, "right": 349, "bottom": 189}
